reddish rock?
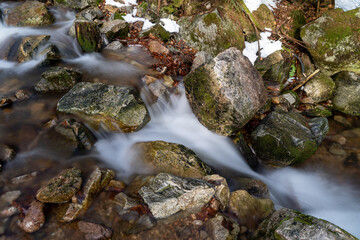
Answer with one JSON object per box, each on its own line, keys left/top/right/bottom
{"left": 17, "top": 201, "right": 45, "bottom": 233}
{"left": 149, "top": 41, "right": 170, "bottom": 55}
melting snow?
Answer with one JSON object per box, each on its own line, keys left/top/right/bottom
{"left": 243, "top": 0, "right": 278, "bottom": 12}
{"left": 335, "top": 0, "right": 360, "bottom": 11}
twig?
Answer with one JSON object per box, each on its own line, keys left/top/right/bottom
{"left": 291, "top": 69, "right": 320, "bottom": 91}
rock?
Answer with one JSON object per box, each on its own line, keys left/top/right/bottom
{"left": 0, "top": 191, "right": 21, "bottom": 218}
{"left": 134, "top": 141, "right": 211, "bottom": 178}
{"left": 228, "top": 190, "right": 274, "bottom": 231}
{"left": 308, "top": 117, "right": 329, "bottom": 145}
{"left": 79, "top": 7, "right": 104, "bottom": 21}
{"left": 54, "top": 0, "right": 101, "bottom": 10}
{"left": 205, "top": 213, "right": 240, "bottom": 240}
{"left": 184, "top": 47, "right": 267, "bottom": 136}
{"left": 252, "top": 208, "right": 357, "bottom": 240}
{"left": 148, "top": 41, "right": 170, "bottom": 55}
{"left": 39, "top": 44, "right": 61, "bottom": 66}
{"left": 78, "top": 221, "right": 112, "bottom": 240}
{"left": 203, "top": 175, "right": 230, "bottom": 210}
{"left": 57, "top": 82, "right": 150, "bottom": 132}
{"left": 138, "top": 173, "right": 215, "bottom": 219}
{"left": 179, "top": 10, "right": 244, "bottom": 57}
{"left": 302, "top": 104, "right": 333, "bottom": 117}
{"left": 114, "top": 192, "right": 139, "bottom": 217}
{"left": 63, "top": 168, "right": 114, "bottom": 222}
{"left": 191, "top": 51, "right": 212, "bottom": 70}
{"left": 6, "top": 1, "right": 54, "bottom": 27}
{"left": 75, "top": 21, "right": 102, "bottom": 53}
{"left": 300, "top": 8, "right": 360, "bottom": 74}
{"left": 0, "top": 144, "right": 15, "bottom": 169}
{"left": 100, "top": 19, "right": 129, "bottom": 41}
{"left": 104, "top": 41, "right": 124, "bottom": 51}
{"left": 139, "top": 23, "right": 171, "bottom": 41}
{"left": 229, "top": 177, "right": 270, "bottom": 198}
{"left": 304, "top": 73, "right": 335, "bottom": 103}
{"left": 286, "top": 9, "right": 306, "bottom": 39}
{"left": 16, "top": 35, "right": 50, "bottom": 63}
{"left": 331, "top": 71, "right": 360, "bottom": 116}
{"left": 17, "top": 201, "right": 45, "bottom": 233}
{"left": 36, "top": 168, "right": 82, "bottom": 203}
{"left": 232, "top": 133, "right": 260, "bottom": 169}
{"left": 251, "top": 111, "right": 321, "bottom": 166}
{"left": 35, "top": 67, "right": 82, "bottom": 92}
{"left": 280, "top": 91, "right": 300, "bottom": 107}
{"left": 148, "top": 80, "right": 166, "bottom": 98}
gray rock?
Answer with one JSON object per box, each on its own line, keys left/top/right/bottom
{"left": 114, "top": 192, "right": 139, "bottom": 217}
{"left": 332, "top": 71, "right": 360, "bottom": 116}
{"left": 134, "top": 141, "right": 211, "bottom": 178}
{"left": 75, "top": 21, "right": 102, "bottom": 53}
{"left": 78, "top": 7, "right": 104, "bottom": 21}
{"left": 6, "top": 1, "right": 54, "bottom": 27}
{"left": 251, "top": 111, "right": 320, "bottom": 166}
{"left": 228, "top": 190, "right": 274, "bottom": 231}
{"left": 39, "top": 44, "right": 61, "bottom": 66}
{"left": 138, "top": 173, "right": 215, "bottom": 219}
{"left": 191, "top": 51, "right": 212, "bottom": 70}
{"left": 36, "top": 168, "right": 82, "bottom": 203}
{"left": 78, "top": 221, "right": 112, "bottom": 240}
{"left": 179, "top": 11, "right": 244, "bottom": 56}
{"left": 308, "top": 117, "right": 329, "bottom": 145}
{"left": 35, "top": 67, "right": 82, "bottom": 92}
{"left": 304, "top": 73, "right": 335, "bottom": 103}
{"left": 104, "top": 41, "right": 124, "bottom": 51}
{"left": 139, "top": 23, "right": 171, "bottom": 41}
{"left": 205, "top": 213, "right": 240, "bottom": 240}
{"left": 300, "top": 8, "right": 360, "bottom": 74}
{"left": 184, "top": 47, "right": 268, "bottom": 136}
{"left": 54, "top": 0, "right": 101, "bottom": 10}
{"left": 100, "top": 19, "right": 129, "bottom": 41}
{"left": 252, "top": 208, "right": 357, "bottom": 240}
{"left": 203, "top": 175, "right": 230, "bottom": 210}
{"left": 57, "top": 82, "right": 150, "bottom": 132}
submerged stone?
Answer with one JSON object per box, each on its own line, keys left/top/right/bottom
{"left": 36, "top": 168, "right": 82, "bottom": 203}
{"left": 203, "top": 175, "right": 230, "bottom": 210}
{"left": 184, "top": 47, "right": 267, "bottom": 136}
{"left": 17, "top": 201, "right": 45, "bottom": 233}
{"left": 251, "top": 111, "right": 322, "bottom": 166}
{"left": 138, "top": 173, "right": 215, "bottom": 219}
{"left": 134, "top": 141, "right": 211, "bottom": 178}
{"left": 205, "top": 213, "right": 240, "bottom": 240}
{"left": 331, "top": 71, "right": 360, "bottom": 116}
{"left": 252, "top": 208, "right": 357, "bottom": 240}
{"left": 300, "top": 8, "right": 360, "bottom": 74}
{"left": 179, "top": 11, "right": 244, "bottom": 57}
{"left": 35, "top": 67, "right": 82, "bottom": 92}
{"left": 6, "top": 1, "right": 54, "bottom": 27}
{"left": 57, "top": 82, "right": 150, "bottom": 132}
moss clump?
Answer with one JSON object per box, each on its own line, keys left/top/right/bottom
{"left": 290, "top": 10, "right": 306, "bottom": 39}
{"left": 203, "top": 12, "right": 221, "bottom": 27}
{"left": 140, "top": 23, "right": 171, "bottom": 41}
{"left": 75, "top": 21, "right": 102, "bottom": 52}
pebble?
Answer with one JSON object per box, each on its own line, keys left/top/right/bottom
{"left": 78, "top": 220, "right": 112, "bottom": 240}
{"left": 17, "top": 200, "right": 45, "bottom": 233}
{"left": 149, "top": 41, "right": 170, "bottom": 55}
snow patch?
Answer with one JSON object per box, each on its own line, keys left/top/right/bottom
{"left": 335, "top": 0, "right": 360, "bottom": 11}
{"left": 244, "top": 0, "right": 278, "bottom": 12}
{"left": 242, "top": 31, "right": 282, "bottom": 65}
{"left": 160, "top": 18, "right": 180, "bottom": 33}
{"left": 105, "top": 0, "right": 137, "bottom": 8}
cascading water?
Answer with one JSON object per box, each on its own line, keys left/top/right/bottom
{"left": 0, "top": 2, "right": 359, "bottom": 238}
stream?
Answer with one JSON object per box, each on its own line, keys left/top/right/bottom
{"left": 1, "top": 2, "right": 360, "bottom": 238}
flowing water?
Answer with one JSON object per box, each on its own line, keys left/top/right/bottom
{"left": 1, "top": 2, "right": 360, "bottom": 238}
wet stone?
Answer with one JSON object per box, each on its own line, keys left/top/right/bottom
{"left": 203, "top": 175, "right": 230, "bottom": 210}
{"left": 138, "top": 173, "right": 215, "bottom": 219}
{"left": 205, "top": 213, "right": 240, "bottom": 240}
{"left": 17, "top": 200, "right": 45, "bottom": 233}
{"left": 0, "top": 144, "right": 16, "bottom": 169}
{"left": 36, "top": 168, "right": 82, "bottom": 203}
{"left": 78, "top": 221, "right": 112, "bottom": 240}
{"left": 16, "top": 35, "right": 51, "bottom": 63}
{"left": 104, "top": 41, "right": 124, "bottom": 51}
{"left": 100, "top": 19, "right": 129, "bottom": 41}
{"left": 57, "top": 82, "right": 150, "bottom": 132}
{"left": 75, "top": 21, "right": 102, "bottom": 53}
{"left": 35, "top": 67, "right": 82, "bottom": 92}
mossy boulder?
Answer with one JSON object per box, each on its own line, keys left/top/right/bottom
{"left": 300, "top": 8, "right": 360, "bottom": 75}
{"left": 100, "top": 19, "right": 129, "bottom": 42}
{"left": 6, "top": 1, "right": 54, "bottom": 27}
{"left": 228, "top": 190, "right": 274, "bottom": 232}
{"left": 251, "top": 111, "right": 327, "bottom": 166}
{"left": 134, "top": 141, "right": 211, "bottom": 178}
{"left": 35, "top": 67, "right": 82, "bottom": 92}
{"left": 302, "top": 104, "right": 333, "bottom": 117}
{"left": 57, "top": 82, "right": 150, "bottom": 132}
{"left": 54, "top": 0, "right": 102, "bottom": 10}
{"left": 285, "top": 9, "right": 306, "bottom": 39}
{"left": 331, "top": 71, "right": 360, "bottom": 116}
{"left": 179, "top": 10, "right": 244, "bottom": 57}
{"left": 184, "top": 47, "right": 267, "bottom": 136}
{"left": 252, "top": 208, "right": 357, "bottom": 240}
{"left": 75, "top": 21, "right": 102, "bottom": 53}
{"left": 139, "top": 23, "right": 171, "bottom": 41}
{"left": 304, "top": 72, "right": 335, "bottom": 103}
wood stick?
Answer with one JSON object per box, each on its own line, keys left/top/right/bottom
{"left": 291, "top": 69, "right": 320, "bottom": 91}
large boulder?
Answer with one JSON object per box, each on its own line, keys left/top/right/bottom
{"left": 184, "top": 47, "right": 267, "bottom": 136}
{"left": 331, "top": 71, "right": 360, "bottom": 116}
{"left": 252, "top": 208, "right": 357, "bottom": 240}
{"left": 75, "top": 21, "right": 102, "bottom": 53}
{"left": 133, "top": 141, "right": 211, "bottom": 178}
{"left": 35, "top": 67, "right": 82, "bottom": 92}
{"left": 57, "top": 82, "right": 150, "bottom": 132}
{"left": 54, "top": 0, "right": 102, "bottom": 10}
{"left": 138, "top": 173, "right": 215, "bottom": 219}
{"left": 179, "top": 11, "right": 244, "bottom": 57}
{"left": 251, "top": 111, "right": 328, "bottom": 166}
{"left": 6, "top": 1, "right": 54, "bottom": 27}
{"left": 300, "top": 8, "right": 360, "bottom": 74}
